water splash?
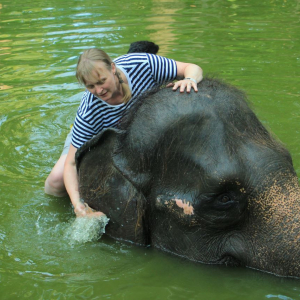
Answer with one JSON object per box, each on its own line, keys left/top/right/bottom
{"left": 65, "top": 215, "right": 109, "bottom": 246}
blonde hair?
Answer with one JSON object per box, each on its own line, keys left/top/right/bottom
{"left": 76, "top": 48, "right": 132, "bottom": 103}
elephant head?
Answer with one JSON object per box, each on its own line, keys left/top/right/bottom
{"left": 76, "top": 78, "right": 300, "bottom": 278}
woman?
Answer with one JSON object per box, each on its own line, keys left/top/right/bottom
{"left": 45, "top": 47, "right": 203, "bottom": 217}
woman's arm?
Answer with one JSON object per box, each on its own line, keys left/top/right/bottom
{"left": 64, "top": 144, "right": 104, "bottom": 217}
{"left": 169, "top": 61, "right": 203, "bottom": 93}
{"left": 64, "top": 145, "right": 82, "bottom": 214}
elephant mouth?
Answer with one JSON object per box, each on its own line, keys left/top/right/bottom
{"left": 217, "top": 255, "right": 244, "bottom": 267}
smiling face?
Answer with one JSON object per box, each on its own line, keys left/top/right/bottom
{"left": 84, "top": 61, "right": 123, "bottom": 105}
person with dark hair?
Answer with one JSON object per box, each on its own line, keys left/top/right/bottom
{"left": 127, "top": 41, "right": 159, "bottom": 54}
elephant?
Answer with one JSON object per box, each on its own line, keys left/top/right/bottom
{"left": 75, "top": 78, "right": 300, "bottom": 278}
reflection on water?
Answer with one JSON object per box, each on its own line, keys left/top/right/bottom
{"left": 0, "top": 0, "right": 299, "bottom": 298}
{"left": 146, "top": 0, "right": 183, "bottom": 56}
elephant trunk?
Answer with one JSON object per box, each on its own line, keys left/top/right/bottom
{"left": 246, "top": 176, "right": 300, "bottom": 277}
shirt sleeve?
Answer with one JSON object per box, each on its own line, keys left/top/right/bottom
{"left": 71, "top": 91, "right": 98, "bottom": 149}
{"left": 146, "top": 53, "right": 177, "bottom": 83}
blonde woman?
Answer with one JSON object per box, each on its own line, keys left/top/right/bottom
{"left": 45, "top": 46, "right": 203, "bottom": 217}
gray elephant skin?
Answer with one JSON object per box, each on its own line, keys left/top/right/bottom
{"left": 75, "top": 78, "right": 300, "bottom": 278}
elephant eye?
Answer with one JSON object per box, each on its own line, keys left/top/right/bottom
{"left": 219, "top": 195, "right": 231, "bottom": 203}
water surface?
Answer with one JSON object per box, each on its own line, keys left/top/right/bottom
{"left": 0, "top": 0, "right": 300, "bottom": 299}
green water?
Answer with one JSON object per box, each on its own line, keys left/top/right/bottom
{"left": 0, "top": 0, "right": 300, "bottom": 299}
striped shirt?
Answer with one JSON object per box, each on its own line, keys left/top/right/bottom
{"left": 72, "top": 53, "right": 177, "bottom": 148}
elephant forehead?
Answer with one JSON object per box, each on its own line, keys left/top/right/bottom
{"left": 156, "top": 194, "right": 195, "bottom": 216}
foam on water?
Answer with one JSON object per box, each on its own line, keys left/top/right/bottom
{"left": 65, "top": 215, "right": 110, "bottom": 246}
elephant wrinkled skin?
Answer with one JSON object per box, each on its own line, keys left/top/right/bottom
{"left": 76, "top": 78, "right": 300, "bottom": 278}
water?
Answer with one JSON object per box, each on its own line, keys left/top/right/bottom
{"left": 65, "top": 215, "right": 109, "bottom": 246}
{"left": 0, "top": 0, "right": 299, "bottom": 298}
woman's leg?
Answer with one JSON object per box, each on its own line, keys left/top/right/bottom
{"left": 44, "top": 130, "right": 72, "bottom": 197}
{"left": 44, "top": 154, "right": 67, "bottom": 196}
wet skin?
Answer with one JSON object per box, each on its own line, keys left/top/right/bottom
{"left": 76, "top": 78, "right": 300, "bottom": 278}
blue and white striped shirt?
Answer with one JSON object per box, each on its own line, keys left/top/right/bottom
{"left": 72, "top": 53, "right": 177, "bottom": 148}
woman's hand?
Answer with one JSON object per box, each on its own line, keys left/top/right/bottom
{"left": 74, "top": 202, "right": 106, "bottom": 218}
{"left": 167, "top": 78, "right": 198, "bottom": 93}
{"left": 170, "top": 61, "right": 203, "bottom": 93}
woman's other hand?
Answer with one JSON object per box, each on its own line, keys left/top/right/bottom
{"left": 167, "top": 78, "right": 198, "bottom": 93}
{"left": 170, "top": 61, "right": 203, "bottom": 93}
{"left": 74, "top": 202, "right": 106, "bottom": 218}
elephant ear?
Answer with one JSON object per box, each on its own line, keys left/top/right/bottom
{"left": 75, "top": 128, "right": 148, "bottom": 246}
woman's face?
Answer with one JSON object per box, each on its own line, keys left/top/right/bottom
{"left": 84, "top": 61, "right": 122, "bottom": 105}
